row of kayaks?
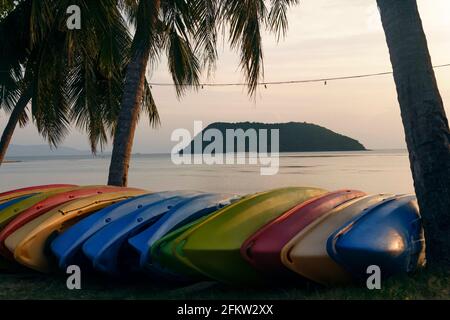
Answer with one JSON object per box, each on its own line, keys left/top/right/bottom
{"left": 0, "top": 184, "right": 426, "bottom": 286}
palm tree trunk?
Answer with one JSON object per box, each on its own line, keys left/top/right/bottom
{"left": 108, "top": 0, "right": 161, "bottom": 187}
{"left": 377, "top": 0, "right": 450, "bottom": 266}
{"left": 107, "top": 46, "right": 150, "bottom": 187}
{"left": 0, "top": 88, "right": 32, "bottom": 165}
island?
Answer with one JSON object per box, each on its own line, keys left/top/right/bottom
{"left": 183, "top": 122, "right": 366, "bottom": 153}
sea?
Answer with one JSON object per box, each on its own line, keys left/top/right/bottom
{"left": 0, "top": 150, "right": 414, "bottom": 196}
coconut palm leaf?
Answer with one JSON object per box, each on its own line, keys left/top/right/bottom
{"left": 219, "top": 0, "right": 267, "bottom": 95}
{"left": 267, "top": 0, "right": 300, "bottom": 40}
{"left": 1, "top": 0, "right": 158, "bottom": 155}
{"left": 0, "top": 1, "right": 30, "bottom": 112}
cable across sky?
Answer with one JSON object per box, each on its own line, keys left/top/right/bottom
{"left": 148, "top": 63, "right": 450, "bottom": 88}
{"left": 1, "top": 63, "right": 449, "bottom": 88}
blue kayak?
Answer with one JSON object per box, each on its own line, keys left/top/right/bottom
{"left": 128, "top": 193, "right": 238, "bottom": 270}
{"left": 327, "top": 195, "right": 425, "bottom": 279}
{"left": 0, "top": 194, "right": 36, "bottom": 213}
{"left": 82, "top": 195, "right": 198, "bottom": 276}
{"left": 51, "top": 191, "right": 195, "bottom": 269}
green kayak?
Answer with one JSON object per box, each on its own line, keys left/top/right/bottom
{"left": 150, "top": 215, "right": 212, "bottom": 280}
{"left": 149, "top": 194, "right": 259, "bottom": 280}
{"left": 175, "top": 187, "right": 327, "bottom": 285}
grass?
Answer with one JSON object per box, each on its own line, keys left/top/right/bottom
{"left": 0, "top": 267, "right": 448, "bottom": 300}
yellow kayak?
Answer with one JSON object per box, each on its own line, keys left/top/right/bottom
{"left": 181, "top": 187, "right": 327, "bottom": 285}
{"left": 0, "top": 187, "right": 79, "bottom": 229}
{"left": 0, "top": 184, "right": 76, "bottom": 205}
{"left": 281, "top": 194, "right": 392, "bottom": 285}
{"left": 7, "top": 189, "right": 147, "bottom": 273}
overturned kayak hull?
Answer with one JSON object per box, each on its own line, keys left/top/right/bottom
{"left": 0, "top": 187, "right": 78, "bottom": 230}
{"left": 0, "top": 183, "right": 429, "bottom": 287}
{"left": 128, "top": 193, "right": 238, "bottom": 269}
{"left": 0, "top": 194, "right": 36, "bottom": 213}
{"left": 149, "top": 215, "right": 215, "bottom": 281}
{"left": 281, "top": 195, "right": 391, "bottom": 285}
{"left": 327, "top": 195, "right": 425, "bottom": 279}
{"left": 181, "top": 187, "right": 327, "bottom": 285}
{"left": 0, "top": 195, "right": 37, "bottom": 267}
{"left": 9, "top": 190, "right": 146, "bottom": 272}
{"left": 82, "top": 195, "right": 199, "bottom": 276}
{"left": 0, "top": 184, "right": 77, "bottom": 204}
{"left": 50, "top": 192, "right": 190, "bottom": 269}
{"left": 0, "top": 186, "right": 127, "bottom": 259}
{"left": 241, "top": 190, "right": 366, "bottom": 277}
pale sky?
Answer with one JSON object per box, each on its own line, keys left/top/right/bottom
{"left": 1, "top": 0, "right": 450, "bottom": 153}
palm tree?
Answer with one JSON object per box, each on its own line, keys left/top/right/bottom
{"left": 108, "top": 0, "right": 164, "bottom": 186}
{"left": 108, "top": 0, "right": 200, "bottom": 186}
{"left": 377, "top": 0, "right": 450, "bottom": 265}
{"left": 108, "top": 0, "right": 300, "bottom": 186}
{"left": 0, "top": 1, "right": 35, "bottom": 164}
{"left": 0, "top": 0, "right": 158, "bottom": 163}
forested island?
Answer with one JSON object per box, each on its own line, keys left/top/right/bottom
{"left": 184, "top": 122, "right": 366, "bottom": 153}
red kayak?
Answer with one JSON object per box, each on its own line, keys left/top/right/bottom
{"left": 240, "top": 190, "right": 366, "bottom": 277}
{"left": 0, "top": 184, "right": 76, "bottom": 201}
{"left": 0, "top": 185, "right": 131, "bottom": 259}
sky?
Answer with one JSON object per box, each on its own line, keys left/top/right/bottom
{"left": 1, "top": 0, "right": 450, "bottom": 153}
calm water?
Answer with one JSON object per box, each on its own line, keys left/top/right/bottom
{"left": 0, "top": 150, "right": 414, "bottom": 196}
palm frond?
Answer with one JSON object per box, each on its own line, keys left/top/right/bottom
{"left": 220, "top": 0, "right": 267, "bottom": 95}
{"left": 267, "top": 0, "right": 299, "bottom": 41}
{"left": 191, "top": 0, "right": 219, "bottom": 75}
{"left": 29, "top": 0, "right": 53, "bottom": 47}
{"left": 67, "top": 2, "right": 134, "bottom": 153}
{"left": 31, "top": 51, "right": 71, "bottom": 148}
{"left": 0, "top": 0, "right": 31, "bottom": 111}
{"left": 141, "top": 78, "right": 160, "bottom": 128}
{"left": 160, "top": 0, "right": 201, "bottom": 96}
{"left": 166, "top": 28, "right": 201, "bottom": 97}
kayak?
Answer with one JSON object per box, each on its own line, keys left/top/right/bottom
{"left": 8, "top": 189, "right": 147, "bottom": 272}
{"left": 0, "top": 187, "right": 78, "bottom": 230}
{"left": 281, "top": 194, "right": 391, "bottom": 285}
{"left": 0, "top": 184, "right": 77, "bottom": 204}
{"left": 150, "top": 192, "right": 286, "bottom": 281}
{"left": 327, "top": 195, "right": 426, "bottom": 279}
{"left": 0, "top": 194, "right": 37, "bottom": 213}
{"left": 181, "top": 187, "right": 327, "bottom": 285}
{"left": 241, "top": 190, "right": 366, "bottom": 278}
{"left": 51, "top": 191, "right": 194, "bottom": 270}
{"left": 149, "top": 215, "right": 213, "bottom": 281}
{"left": 82, "top": 194, "right": 200, "bottom": 276}
{"left": 0, "top": 195, "right": 38, "bottom": 267}
{"left": 128, "top": 193, "right": 239, "bottom": 269}
{"left": 0, "top": 184, "right": 77, "bottom": 198}
{"left": 0, "top": 186, "right": 127, "bottom": 260}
